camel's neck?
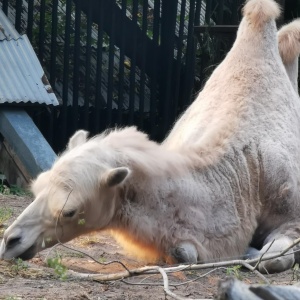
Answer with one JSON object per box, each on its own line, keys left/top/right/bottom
{"left": 109, "top": 145, "right": 262, "bottom": 260}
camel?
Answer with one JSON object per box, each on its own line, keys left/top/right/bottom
{"left": 1, "top": 0, "right": 300, "bottom": 274}
{"left": 278, "top": 19, "right": 300, "bottom": 93}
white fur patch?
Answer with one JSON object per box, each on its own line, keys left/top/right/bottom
{"left": 278, "top": 19, "right": 300, "bottom": 64}
{"left": 243, "top": 0, "right": 280, "bottom": 29}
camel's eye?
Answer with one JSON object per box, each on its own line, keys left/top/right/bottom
{"left": 62, "top": 210, "right": 76, "bottom": 218}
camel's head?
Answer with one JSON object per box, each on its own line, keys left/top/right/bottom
{"left": 0, "top": 130, "right": 130, "bottom": 260}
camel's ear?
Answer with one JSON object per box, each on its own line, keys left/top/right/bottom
{"left": 101, "top": 167, "right": 131, "bottom": 187}
{"left": 67, "top": 130, "right": 89, "bottom": 150}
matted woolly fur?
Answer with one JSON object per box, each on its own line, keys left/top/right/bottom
{"left": 45, "top": 127, "right": 198, "bottom": 191}
{"left": 278, "top": 19, "right": 300, "bottom": 64}
{"left": 2, "top": 0, "right": 300, "bottom": 274}
{"left": 277, "top": 19, "right": 300, "bottom": 93}
{"left": 242, "top": 0, "right": 280, "bottom": 29}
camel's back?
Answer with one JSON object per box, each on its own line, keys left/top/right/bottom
{"left": 163, "top": 18, "right": 300, "bottom": 163}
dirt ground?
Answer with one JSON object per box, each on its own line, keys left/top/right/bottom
{"left": 0, "top": 195, "right": 299, "bottom": 300}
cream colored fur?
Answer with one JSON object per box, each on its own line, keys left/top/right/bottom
{"left": 278, "top": 19, "right": 300, "bottom": 92}
{"left": 242, "top": 0, "right": 280, "bottom": 29}
{"left": 1, "top": 0, "right": 300, "bottom": 274}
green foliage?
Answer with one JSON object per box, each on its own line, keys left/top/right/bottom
{"left": 0, "top": 207, "right": 13, "bottom": 226}
{"left": 292, "top": 263, "right": 300, "bottom": 281}
{"left": 10, "top": 258, "right": 28, "bottom": 274}
{"left": 78, "top": 218, "right": 86, "bottom": 225}
{"left": 226, "top": 265, "right": 242, "bottom": 280}
{"left": 98, "top": 256, "right": 106, "bottom": 263}
{"left": 0, "top": 184, "right": 10, "bottom": 195}
{"left": 0, "top": 184, "right": 31, "bottom": 196}
{"left": 47, "top": 255, "right": 68, "bottom": 280}
{"left": 0, "top": 173, "right": 31, "bottom": 196}
{"left": 64, "top": 251, "right": 85, "bottom": 258}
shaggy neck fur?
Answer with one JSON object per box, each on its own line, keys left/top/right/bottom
{"left": 109, "top": 143, "right": 263, "bottom": 263}
{"left": 50, "top": 127, "right": 196, "bottom": 204}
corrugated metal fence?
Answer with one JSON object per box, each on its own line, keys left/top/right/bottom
{"left": 0, "top": 0, "right": 298, "bottom": 152}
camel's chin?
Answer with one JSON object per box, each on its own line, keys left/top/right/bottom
{"left": 17, "top": 243, "right": 38, "bottom": 260}
{"left": 1, "top": 243, "right": 39, "bottom": 261}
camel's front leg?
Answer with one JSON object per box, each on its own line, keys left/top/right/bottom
{"left": 248, "top": 236, "right": 296, "bottom": 274}
{"left": 258, "top": 237, "right": 295, "bottom": 274}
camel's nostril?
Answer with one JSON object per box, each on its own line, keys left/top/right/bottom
{"left": 6, "top": 237, "right": 21, "bottom": 249}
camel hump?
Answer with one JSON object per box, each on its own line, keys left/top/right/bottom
{"left": 242, "top": 0, "right": 280, "bottom": 29}
{"left": 278, "top": 19, "right": 300, "bottom": 64}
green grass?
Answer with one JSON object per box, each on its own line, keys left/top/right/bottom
{"left": 10, "top": 258, "right": 28, "bottom": 274}
{"left": 98, "top": 256, "right": 107, "bottom": 263}
{"left": 0, "top": 207, "right": 13, "bottom": 226}
{"left": 226, "top": 265, "right": 243, "bottom": 280}
{"left": 47, "top": 255, "right": 68, "bottom": 280}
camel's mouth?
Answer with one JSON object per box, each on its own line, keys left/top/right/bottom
{"left": 16, "top": 243, "right": 37, "bottom": 261}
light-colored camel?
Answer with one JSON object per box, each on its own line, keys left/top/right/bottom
{"left": 278, "top": 19, "right": 300, "bottom": 93}
{"left": 1, "top": 0, "right": 300, "bottom": 274}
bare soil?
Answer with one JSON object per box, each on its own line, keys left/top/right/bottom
{"left": 0, "top": 195, "right": 299, "bottom": 300}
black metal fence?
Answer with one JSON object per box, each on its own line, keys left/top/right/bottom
{"left": 1, "top": 0, "right": 298, "bottom": 152}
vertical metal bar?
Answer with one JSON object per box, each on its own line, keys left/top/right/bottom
{"left": 2, "top": 0, "right": 8, "bottom": 15}
{"left": 237, "top": 0, "right": 243, "bottom": 22}
{"left": 205, "top": 0, "right": 212, "bottom": 24}
{"left": 62, "top": 0, "right": 72, "bottom": 145}
{"left": 15, "top": 0, "right": 22, "bottom": 32}
{"left": 27, "top": 0, "right": 34, "bottom": 41}
{"left": 160, "top": 0, "right": 177, "bottom": 136}
{"left": 231, "top": 0, "right": 238, "bottom": 24}
{"left": 73, "top": 0, "right": 82, "bottom": 132}
{"left": 117, "top": 0, "right": 127, "bottom": 124}
{"left": 183, "top": 0, "right": 196, "bottom": 106}
{"left": 217, "top": 0, "right": 224, "bottom": 24}
{"left": 84, "top": 2, "right": 93, "bottom": 130}
{"left": 50, "top": 0, "right": 58, "bottom": 88}
{"left": 107, "top": 4, "right": 116, "bottom": 127}
{"left": 172, "top": 0, "right": 186, "bottom": 121}
{"left": 95, "top": 0, "right": 104, "bottom": 132}
{"left": 38, "top": 0, "right": 46, "bottom": 62}
{"left": 48, "top": 107, "right": 54, "bottom": 146}
{"left": 139, "top": 0, "right": 148, "bottom": 129}
{"left": 49, "top": 0, "right": 58, "bottom": 148}
{"left": 194, "top": 0, "right": 203, "bottom": 26}
{"left": 128, "top": 0, "right": 138, "bottom": 124}
{"left": 214, "top": 0, "right": 224, "bottom": 61}
{"left": 150, "top": 0, "right": 160, "bottom": 138}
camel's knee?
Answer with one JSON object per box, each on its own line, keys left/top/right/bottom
{"left": 257, "top": 237, "right": 295, "bottom": 274}
{"left": 171, "top": 242, "right": 198, "bottom": 264}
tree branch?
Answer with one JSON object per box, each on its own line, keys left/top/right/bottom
{"left": 44, "top": 237, "right": 300, "bottom": 299}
